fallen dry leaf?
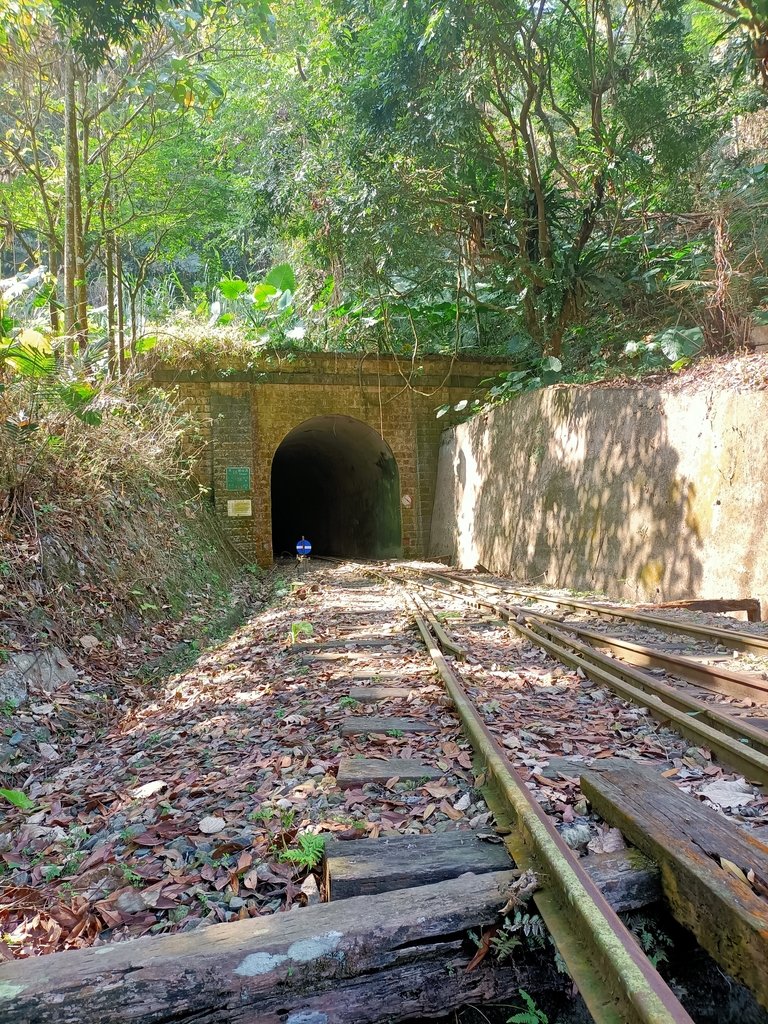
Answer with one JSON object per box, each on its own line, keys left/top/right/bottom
{"left": 198, "top": 816, "right": 226, "bottom": 835}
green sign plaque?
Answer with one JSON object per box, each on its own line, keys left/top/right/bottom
{"left": 226, "top": 466, "right": 251, "bottom": 491}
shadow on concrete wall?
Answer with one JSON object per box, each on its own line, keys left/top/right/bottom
{"left": 439, "top": 388, "right": 705, "bottom": 601}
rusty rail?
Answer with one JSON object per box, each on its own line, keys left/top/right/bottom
{"left": 438, "top": 572, "right": 768, "bottom": 657}
{"left": 409, "top": 604, "right": 694, "bottom": 1024}
{"left": 397, "top": 567, "right": 768, "bottom": 785}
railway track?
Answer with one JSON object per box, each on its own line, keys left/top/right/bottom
{"left": 293, "top": 562, "right": 696, "bottom": 1023}
{"left": 391, "top": 566, "right": 768, "bottom": 787}
{"left": 4, "top": 560, "right": 767, "bottom": 1024}
{"left": 340, "top": 562, "right": 768, "bottom": 1019}
{"left": 304, "top": 562, "right": 766, "bottom": 1022}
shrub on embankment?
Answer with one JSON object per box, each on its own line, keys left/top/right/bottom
{"left": 0, "top": 343, "right": 241, "bottom": 672}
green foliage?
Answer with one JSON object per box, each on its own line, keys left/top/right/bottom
{"left": 287, "top": 621, "right": 313, "bottom": 645}
{"left": 626, "top": 913, "right": 673, "bottom": 969}
{"left": 280, "top": 832, "right": 325, "bottom": 869}
{"left": 0, "top": 788, "right": 36, "bottom": 810}
{"left": 121, "top": 865, "right": 143, "bottom": 887}
{"left": 1, "top": 0, "right": 764, "bottom": 387}
{"left": 507, "top": 990, "right": 549, "bottom": 1024}
{"left": 52, "top": 0, "right": 161, "bottom": 64}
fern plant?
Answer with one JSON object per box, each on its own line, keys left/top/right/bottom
{"left": 490, "top": 910, "right": 546, "bottom": 961}
{"left": 507, "top": 990, "right": 548, "bottom": 1024}
{"left": 280, "top": 832, "right": 325, "bottom": 869}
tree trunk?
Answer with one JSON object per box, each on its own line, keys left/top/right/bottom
{"left": 130, "top": 289, "right": 138, "bottom": 358}
{"left": 63, "top": 47, "right": 88, "bottom": 352}
{"left": 47, "top": 234, "right": 61, "bottom": 336}
{"left": 62, "top": 50, "right": 77, "bottom": 355}
{"left": 105, "top": 230, "right": 116, "bottom": 376}
{"left": 115, "top": 242, "right": 126, "bottom": 375}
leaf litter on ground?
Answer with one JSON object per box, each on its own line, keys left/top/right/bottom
{"left": 0, "top": 563, "right": 490, "bottom": 956}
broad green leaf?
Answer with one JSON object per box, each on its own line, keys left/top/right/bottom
{"left": 219, "top": 277, "right": 250, "bottom": 301}
{"left": 654, "top": 327, "right": 704, "bottom": 362}
{"left": 0, "top": 787, "right": 35, "bottom": 810}
{"left": 264, "top": 263, "right": 297, "bottom": 293}
{"left": 276, "top": 289, "right": 294, "bottom": 312}
{"left": 135, "top": 334, "right": 158, "bottom": 354}
{"left": 252, "top": 283, "right": 278, "bottom": 308}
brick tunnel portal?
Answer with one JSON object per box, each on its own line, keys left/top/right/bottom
{"left": 270, "top": 415, "right": 402, "bottom": 558}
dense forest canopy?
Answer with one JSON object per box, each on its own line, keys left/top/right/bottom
{"left": 1, "top": 0, "right": 768, "bottom": 389}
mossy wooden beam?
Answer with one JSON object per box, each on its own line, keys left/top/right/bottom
{"left": 0, "top": 871, "right": 525, "bottom": 1024}
{"left": 581, "top": 761, "right": 768, "bottom": 1009}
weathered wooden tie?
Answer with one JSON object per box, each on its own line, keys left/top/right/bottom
{"left": 348, "top": 685, "right": 419, "bottom": 703}
{"left": 638, "top": 597, "right": 762, "bottom": 623}
{"left": 581, "top": 850, "right": 662, "bottom": 912}
{"left": 292, "top": 637, "right": 406, "bottom": 653}
{"left": 336, "top": 756, "right": 440, "bottom": 787}
{"left": 324, "top": 831, "right": 512, "bottom": 898}
{"left": 324, "top": 832, "right": 661, "bottom": 911}
{"left": 0, "top": 871, "right": 525, "bottom": 1024}
{"left": 340, "top": 714, "right": 438, "bottom": 736}
{"left": 351, "top": 667, "right": 434, "bottom": 680}
{"left": 581, "top": 760, "right": 768, "bottom": 1009}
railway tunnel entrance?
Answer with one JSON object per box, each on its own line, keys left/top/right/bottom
{"left": 270, "top": 415, "right": 402, "bottom": 558}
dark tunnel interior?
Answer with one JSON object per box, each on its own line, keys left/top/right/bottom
{"left": 270, "top": 415, "right": 402, "bottom": 558}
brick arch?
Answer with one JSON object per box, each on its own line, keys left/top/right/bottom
{"left": 253, "top": 389, "right": 415, "bottom": 564}
{"left": 160, "top": 353, "right": 512, "bottom": 564}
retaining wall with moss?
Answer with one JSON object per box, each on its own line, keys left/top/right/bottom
{"left": 429, "top": 386, "right": 768, "bottom": 604}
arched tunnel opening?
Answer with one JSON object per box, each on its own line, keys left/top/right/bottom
{"left": 270, "top": 415, "right": 402, "bottom": 559}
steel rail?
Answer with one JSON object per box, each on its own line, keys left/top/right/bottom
{"left": 394, "top": 568, "right": 768, "bottom": 784}
{"left": 511, "top": 616, "right": 768, "bottom": 785}
{"left": 428, "top": 570, "right": 768, "bottom": 702}
{"left": 565, "top": 624, "right": 768, "bottom": 702}
{"left": 411, "top": 592, "right": 467, "bottom": 660}
{"left": 410, "top": 606, "right": 694, "bottom": 1024}
{"left": 436, "top": 572, "right": 768, "bottom": 657}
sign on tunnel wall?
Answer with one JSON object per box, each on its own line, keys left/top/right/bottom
{"left": 226, "top": 466, "right": 251, "bottom": 491}
{"left": 227, "top": 499, "right": 253, "bottom": 517}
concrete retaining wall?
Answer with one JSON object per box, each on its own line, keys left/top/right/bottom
{"left": 429, "top": 386, "right": 768, "bottom": 603}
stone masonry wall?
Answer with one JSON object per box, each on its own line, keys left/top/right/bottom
{"left": 157, "top": 354, "right": 508, "bottom": 563}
